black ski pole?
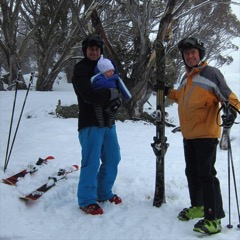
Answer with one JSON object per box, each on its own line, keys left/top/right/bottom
{"left": 222, "top": 102, "right": 233, "bottom": 229}
{"left": 3, "top": 70, "right": 21, "bottom": 172}
{"left": 4, "top": 72, "right": 34, "bottom": 172}
{"left": 228, "top": 136, "right": 240, "bottom": 228}
{"left": 222, "top": 101, "right": 240, "bottom": 229}
{"left": 226, "top": 136, "right": 233, "bottom": 229}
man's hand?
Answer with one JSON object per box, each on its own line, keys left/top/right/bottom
{"left": 221, "top": 107, "right": 237, "bottom": 129}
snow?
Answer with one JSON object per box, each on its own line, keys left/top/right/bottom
{"left": 0, "top": 72, "right": 239, "bottom": 240}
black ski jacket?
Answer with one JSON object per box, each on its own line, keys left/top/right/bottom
{"left": 72, "top": 57, "right": 113, "bottom": 130}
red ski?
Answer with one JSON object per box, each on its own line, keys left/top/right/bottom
{"left": 20, "top": 165, "right": 79, "bottom": 201}
{"left": 2, "top": 156, "right": 55, "bottom": 186}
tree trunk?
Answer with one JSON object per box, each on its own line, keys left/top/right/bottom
{"left": 0, "top": 77, "right": 4, "bottom": 91}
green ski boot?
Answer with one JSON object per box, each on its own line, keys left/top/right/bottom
{"left": 178, "top": 206, "right": 204, "bottom": 221}
{"left": 193, "top": 219, "right": 222, "bottom": 235}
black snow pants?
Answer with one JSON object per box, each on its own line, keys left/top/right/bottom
{"left": 183, "top": 138, "right": 225, "bottom": 220}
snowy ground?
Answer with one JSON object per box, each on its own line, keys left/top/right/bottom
{"left": 0, "top": 72, "right": 239, "bottom": 240}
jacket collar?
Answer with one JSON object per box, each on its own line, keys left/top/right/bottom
{"left": 186, "top": 61, "right": 208, "bottom": 76}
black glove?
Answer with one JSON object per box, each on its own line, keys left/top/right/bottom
{"left": 164, "top": 86, "right": 173, "bottom": 96}
{"left": 105, "top": 98, "right": 122, "bottom": 114}
{"left": 104, "top": 98, "right": 122, "bottom": 128}
{"left": 221, "top": 107, "right": 237, "bottom": 129}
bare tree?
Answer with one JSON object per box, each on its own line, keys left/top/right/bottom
{"left": 79, "top": 0, "right": 240, "bottom": 118}
{"left": 0, "top": 0, "right": 27, "bottom": 88}
{"left": 171, "top": 0, "right": 240, "bottom": 76}
{"left": 0, "top": 0, "right": 239, "bottom": 118}
{"left": 21, "top": 0, "right": 79, "bottom": 90}
{"left": 81, "top": 0, "right": 165, "bottom": 117}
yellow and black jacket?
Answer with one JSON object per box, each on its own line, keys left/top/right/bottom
{"left": 167, "top": 61, "right": 240, "bottom": 139}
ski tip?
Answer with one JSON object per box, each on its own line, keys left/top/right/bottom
{"left": 46, "top": 156, "right": 55, "bottom": 160}
{"left": 19, "top": 196, "right": 28, "bottom": 201}
{"left": 219, "top": 146, "right": 228, "bottom": 151}
{"left": 2, "top": 179, "right": 17, "bottom": 186}
{"left": 19, "top": 196, "right": 32, "bottom": 202}
{"left": 73, "top": 165, "right": 79, "bottom": 171}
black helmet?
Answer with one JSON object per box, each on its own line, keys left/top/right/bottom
{"left": 178, "top": 37, "right": 205, "bottom": 60}
{"left": 82, "top": 34, "right": 104, "bottom": 57}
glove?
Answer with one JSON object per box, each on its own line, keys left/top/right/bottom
{"left": 104, "top": 98, "right": 122, "bottom": 128}
{"left": 105, "top": 98, "right": 122, "bottom": 113}
{"left": 164, "top": 86, "right": 173, "bottom": 96}
{"left": 221, "top": 107, "right": 237, "bottom": 129}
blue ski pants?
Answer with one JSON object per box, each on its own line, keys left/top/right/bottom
{"left": 77, "top": 125, "right": 121, "bottom": 207}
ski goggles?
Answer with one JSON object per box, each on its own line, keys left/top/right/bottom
{"left": 178, "top": 37, "right": 204, "bottom": 52}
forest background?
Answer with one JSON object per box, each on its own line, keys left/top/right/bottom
{"left": 0, "top": 0, "right": 240, "bottom": 119}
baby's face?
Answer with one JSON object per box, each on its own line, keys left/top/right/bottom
{"left": 104, "top": 69, "right": 114, "bottom": 77}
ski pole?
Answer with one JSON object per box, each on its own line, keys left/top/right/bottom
{"left": 223, "top": 102, "right": 240, "bottom": 228}
{"left": 223, "top": 102, "right": 233, "bottom": 229}
{"left": 3, "top": 70, "right": 21, "bottom": 172}
{"left": 4, "top": 72, "right": 34, "bottom": 172}
{"left": 226, "top": 137, "right": 233, "bottom": 229}
{"left": 228, "top": 136, "right": 240, "bottom": 228}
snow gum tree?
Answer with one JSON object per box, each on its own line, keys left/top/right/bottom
{"left": 0, "top": 0, "right": 239, "bottom": 119}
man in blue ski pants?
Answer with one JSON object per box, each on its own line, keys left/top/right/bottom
{"left": 72, "top": 34, "right": 123, "bottom": 215}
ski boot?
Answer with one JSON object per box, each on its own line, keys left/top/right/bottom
{"left": 193, "top": 219, "right": 222, "bottom": 235}
{"left": 178, "top": 206, "right": 204, "bottom": 221}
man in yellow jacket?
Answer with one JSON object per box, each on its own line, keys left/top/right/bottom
{"left": 166, "top": 37, "right": 240, "bottom": 235}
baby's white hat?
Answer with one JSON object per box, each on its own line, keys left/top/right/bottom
{"left": 97, "top": 55, "right": 114, "bottom": 73}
